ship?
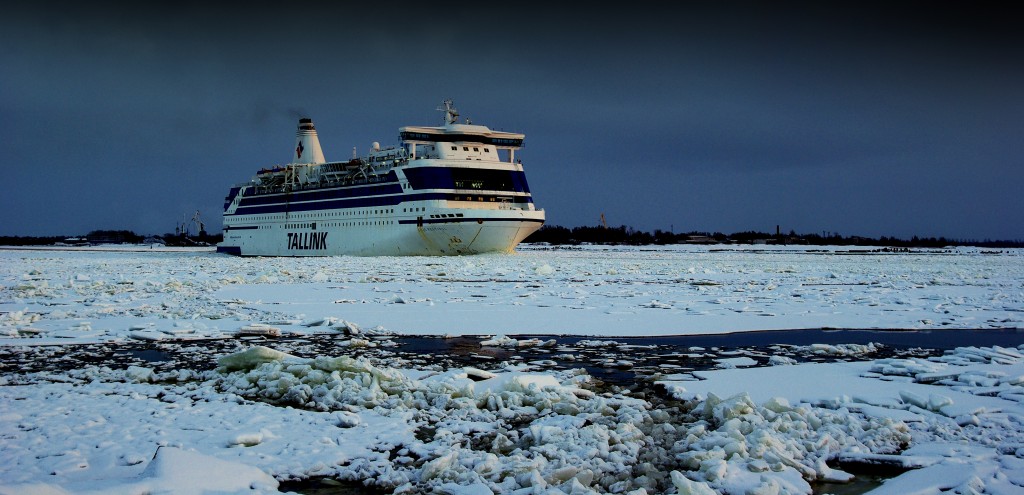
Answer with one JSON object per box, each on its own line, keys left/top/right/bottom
{"left": 217, "top": 100, "right": 545, "bottom": 256}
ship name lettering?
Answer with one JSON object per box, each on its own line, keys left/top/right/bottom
{"left": 287, "top": 232, "right": 328, "bottom": 250}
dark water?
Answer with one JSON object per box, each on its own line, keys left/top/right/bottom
{"left": 389, "top": 328, "right": 1024, "bottom": 386}
{"left": 631, "top": 327, "right": 1024, "bottom": 349}
{"left": 4, "top": 328, "right": 1022, "bottom": 383}
{"left": 396, "top": 328, "right": 1024, "bottom": 353}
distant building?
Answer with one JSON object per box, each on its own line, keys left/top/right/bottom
{"left": 85, "top": 231, "right": 142, "bottom": 244}
{"left": 685, "top": 235, "right": 716, "bottom": 244}
{"left": 58, "top": 237, "right": 89, "bottom": 246}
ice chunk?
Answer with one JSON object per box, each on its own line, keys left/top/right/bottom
{"left": 227, "top": 432, "right": 264, "bottom": 447}
{"left": 669, "top": 471, "right": 717, "bottom": 495}
{"left": 436, "top": 482, "right": 493, "bottom": 495}
{"left": 140, "top": 446, "right": 278, "bottom": 493}
{"left": 472, "top": 373, "right": 561, "bottom": 396}
{"left": 217, "top": 346, "right": 295, "bottom": 372}
{"left": 335, "top": 411, "right": 362, "bottom": 428}
{"left": 464, "top": 367, "right": 497, "bottom": 381}
{"left": 480, "top": 335, "right": 519, "bottom": 347}
{"left": 715, "top": 357, "right": 757, "bottom": 368}
{"left": 237, "top": 324, "right": 281, "bottom": 337}
{"left": 768, "top": 355, "right": 797, "bottom": 366}
{"left": 125, "top": 366, "right": 154, "bottom": 383}
{"left": 899, "top": 390, "right": 928, "bottom": 409}
{"left": 420, "top": 450, "right": 458, "bottom": 481}
{"left": 128, "top": 330, "right": 166, "bottom": 341}
{"left": 928, "top": 393, "right": 953, "bottom": 411}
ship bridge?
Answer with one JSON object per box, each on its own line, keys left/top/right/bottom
{"left": 399, "top": 99, "right": 524, "bottom": 162}
{"left": 399, "top": 124, "right": 524, "bottom": 149}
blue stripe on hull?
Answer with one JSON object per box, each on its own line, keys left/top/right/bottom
{"left": 229, "top": 192, "right": 534, "bottom": 216}
{"left": 236, "top": 181, "right": 402, "bottom": 207}
{"left": 217, "top": 245, "right": 242, "bottom": 256}
{"left": 398, "top": 217, "right": 546, "bottom": 225}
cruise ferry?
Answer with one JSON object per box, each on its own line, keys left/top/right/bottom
{"left": 217, "top": 101, "right": 544, "bottom": 256}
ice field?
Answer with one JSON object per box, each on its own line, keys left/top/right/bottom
{"left": 1, "top": 244, "right": 1023, "bottom": 494}
{"left": 2, "top": 244, "right": 1022, "bottom": 342}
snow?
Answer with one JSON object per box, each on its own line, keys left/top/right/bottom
{"left": 2, "top": 244, "right": 1021, "bottom": 342}
{"left": 1, "top": 244, "right": 1023, "bottom": 494}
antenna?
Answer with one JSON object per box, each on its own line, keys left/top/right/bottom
{"left": 436, "top": 99, "right": 459, "bottom": 125}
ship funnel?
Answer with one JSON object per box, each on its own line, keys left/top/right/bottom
{"left": 293, "top": 118, "right": 326, "bottom": 164}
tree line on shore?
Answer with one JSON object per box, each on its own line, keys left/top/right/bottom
{"left": 522, "top": 224, "right": 1024, "bottom": 249}
{"left": 0, "top": 230, "right": 223, "bottom": 247}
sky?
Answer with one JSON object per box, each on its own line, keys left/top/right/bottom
{"left": 1, "top": 1, "right": 1021, "bottom": 240}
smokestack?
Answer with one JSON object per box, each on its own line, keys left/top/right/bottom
{"left": 293, "top": 118, "right": 326, "bottom": 164}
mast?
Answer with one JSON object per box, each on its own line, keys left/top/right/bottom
{"left": 438, "top": 99, "right": 459, "bottom": 126}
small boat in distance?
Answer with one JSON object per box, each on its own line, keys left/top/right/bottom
{"left": 217, "top": 100, "right": 545, "bottom": 256}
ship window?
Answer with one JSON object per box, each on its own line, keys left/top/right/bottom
{"left": 473, "top": 147, "right": 479, "bottom": 152}
{"left": 451, "top": 146, "right": 457, "bottom": 150}
{"left": 484, "top": 149, "right": 490, "bottom": 152}
{"left": 463, "top": 147, "right": 469, "bottom": 151}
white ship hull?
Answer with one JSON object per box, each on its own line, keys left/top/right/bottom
{"left": 220, "top": 207, "right": 544, "bottom": 256}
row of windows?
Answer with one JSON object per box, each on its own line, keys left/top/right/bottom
{"left": 288, "top": 209, "right": 395, "bottom": 218}
{"left": 430, "top": 213, "right": 464, "bottom": 219}
{"left": 279, "top": 221, "right": 397, "bottom": 228}
{"left": 233, "top": 208, "right": 415, "bottom": 227}
{"left": 319, "top": 221, "right": 395, "bottom": 227}
{"left": 450, "top": 146, "right": 490, "bottom": 153}
{"left": 452, "top": 196, "right": 503, "bottom": 202}
{"left": 234, "top": 214, "right": 287, "bottom": 222}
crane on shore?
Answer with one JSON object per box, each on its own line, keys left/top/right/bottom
{"left": 190, "top": 210, "right": 206, "bottom": 236}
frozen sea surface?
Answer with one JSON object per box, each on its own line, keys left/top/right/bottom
{"left": 1, "top": 244, "right": 1023, "bottom": 495}
{"left": 2, "top": 244, "right": 1022, "bottom": 343}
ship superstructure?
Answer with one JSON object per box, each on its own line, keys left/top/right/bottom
{"left": 217, "top": 100, "right": 544, "bottom": 256}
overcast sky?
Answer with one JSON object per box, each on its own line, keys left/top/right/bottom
{"left": 2, "top": 1, "right": 1021, "bottom": 240}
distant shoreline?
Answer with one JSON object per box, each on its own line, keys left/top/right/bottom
{"left": 3, "top": 225, "right": 1023, "bottom": 250}
{"left": 0, "top": 245, "right": 215, "bottom": 253}
{"left": 1, "top": 243, "right": 1018, "bottom": 257}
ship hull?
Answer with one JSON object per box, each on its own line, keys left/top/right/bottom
{"left": 218, "top": 209, "right": 544, "bottom": 256}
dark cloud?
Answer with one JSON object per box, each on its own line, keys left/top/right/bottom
{"left": 1, "top": 1, "right": 1021, "bottom": 239}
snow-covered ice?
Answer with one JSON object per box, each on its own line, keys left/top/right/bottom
{"left": 2, "top": 244, "right": 1022, "bottom": 342}
{"left": 1, "top": 244, "right": 1023, "bottom": 494}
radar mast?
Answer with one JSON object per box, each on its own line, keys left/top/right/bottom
{"left": 437, "top": 99, "right": 459, "bottom": 125}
